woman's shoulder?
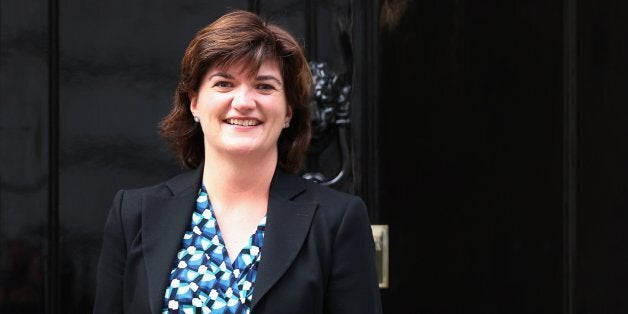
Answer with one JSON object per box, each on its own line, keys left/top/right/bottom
{"left": 281, "top": 171, "right": 365, "bottom": 208}
{"left": 301, "top": 177, "right": 356, "bottom": 199}
{"left": 114, "top": 166, "right": 202, "bottom": 203}
{"left": 290, "top": 175, "right": 371, "bottom": 231}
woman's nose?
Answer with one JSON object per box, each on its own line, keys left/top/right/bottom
{"left": 232, "top": 86, "right": 255, "bottom": 111}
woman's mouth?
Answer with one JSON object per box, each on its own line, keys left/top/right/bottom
{"left": 226, "top": 118, "right": 261, "bottom": 126}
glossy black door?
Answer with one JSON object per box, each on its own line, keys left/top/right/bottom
{"left": 378, "top": 1, "right": 564, "bottom": 312}
{"left": 3, "top": 0, "right": 628, "bottom": 313}
{"left": 1, "top": 1, "right": 48, "bottom": 313}
{"left": 377, "top": 0, "right": 628, "bottom": 313}
{"left": 576, "top": 0, "right": 628, "bottom": 312}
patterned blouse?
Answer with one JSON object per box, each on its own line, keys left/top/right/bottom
{"left": 162, "top": 185, "right": 266, "bottom": 313}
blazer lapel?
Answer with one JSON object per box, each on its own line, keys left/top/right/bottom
{"left": 142, "top": 166, "right": 202, "bottom": 314}
{"left": 251, "top": 170, "right": 317, "bottom": 308}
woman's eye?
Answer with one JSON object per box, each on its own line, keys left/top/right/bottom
{"left": 214, "top": 81, "right": 232, "bottom": 88}
{"left": 257, "top": 84, "right": 275, "bottom": 91}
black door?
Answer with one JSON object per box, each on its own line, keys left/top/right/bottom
{"left": 2, "top": 1, "right": 628, "bottom": 313}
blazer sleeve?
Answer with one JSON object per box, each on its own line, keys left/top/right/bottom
{"left": 324, "top": 196, "right": 383, "bottom": 314}
{"left": 93, "top": 190, "right": 126, "bottom": 314}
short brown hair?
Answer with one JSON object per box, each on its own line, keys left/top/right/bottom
{"left": 159, "top": 10, "right": 312, "bottom": 172}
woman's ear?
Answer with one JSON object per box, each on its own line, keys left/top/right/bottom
{"left": 286, "top": 105, "right": 293, "bottom": 120}
{"left": 189, "top": 90, "right": 198, "bottom": 115}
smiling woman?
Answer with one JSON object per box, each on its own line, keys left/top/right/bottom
{"left": 189, "top": 60, "right": 290, "bottom": 169}
{"left": 93, "top": 9, "right": 382, "bottom": 314}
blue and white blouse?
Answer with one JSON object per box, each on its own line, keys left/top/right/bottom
{"left": 162, "top": 184, "right": 266, "bottom": 314}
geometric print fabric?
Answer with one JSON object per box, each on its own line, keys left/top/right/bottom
{"left": 162, "top": 185, "right": 266, "bottom": 314}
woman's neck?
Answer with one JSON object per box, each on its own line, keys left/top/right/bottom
{"left": 201, "top": 149, "right": 277, "bottom": 204}
{"left": 200, "top": 149, "right": 276, "bottom": 262}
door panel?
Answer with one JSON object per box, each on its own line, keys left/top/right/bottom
{"left": 378, "top": 1, "right": 564, "bottom": 312}
{"left": 0, "top": 1, "right": 49, "bottom": 313}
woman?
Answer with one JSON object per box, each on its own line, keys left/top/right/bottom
{"left": 94, "top": 10, "right": 382, "bottom": 314}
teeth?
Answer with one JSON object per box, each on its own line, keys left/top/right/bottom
{"left": 228, "top": 119, "right": 259, "bottom": 126}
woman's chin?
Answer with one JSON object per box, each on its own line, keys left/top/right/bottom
{"left": 223, "top": 144, "right": 263, "bottom": 156}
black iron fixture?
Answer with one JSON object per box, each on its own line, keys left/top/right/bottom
{"left": 301, "top": 61, "right": 352, "bottom": 187}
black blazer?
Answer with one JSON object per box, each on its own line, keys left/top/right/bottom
{"left": 94, "top": 165, "right": 382, "bottom": 314}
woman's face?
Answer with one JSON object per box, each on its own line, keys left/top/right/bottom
{"left": 190, "top": 59, "right": 291, "bottom": 160}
